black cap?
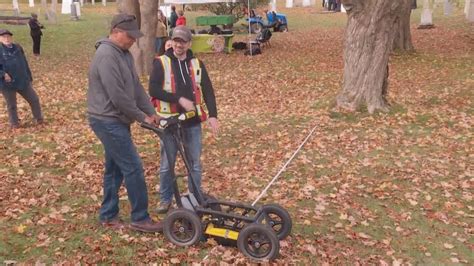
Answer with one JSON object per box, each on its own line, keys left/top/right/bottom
{"left": 110, "top": 13, "right": 143, "bottom": 39}
{"left": 0, "top": 29, "right": 13, "bottom": 36}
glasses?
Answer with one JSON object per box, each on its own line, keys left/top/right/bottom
{"left": 112, "top": 15, "right": 136, "bottom": 29}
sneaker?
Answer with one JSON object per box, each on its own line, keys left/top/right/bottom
{"left": 156, "top": 202, "right": 172, "bottom": 214}
{"left": 130, "top": 218, "right": 163, "bottom": 233}
{"left": 100, "top": 218, "right": 126, "bottom": 230}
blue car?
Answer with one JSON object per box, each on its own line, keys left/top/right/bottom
{"left": 247, "top": 11, "right": 288, "bottom": 33}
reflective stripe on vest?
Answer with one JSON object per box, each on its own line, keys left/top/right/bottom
{"left": 155, "top": 55, "right": 208, "bottom": 121}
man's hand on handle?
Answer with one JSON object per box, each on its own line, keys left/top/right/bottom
{"left": 144, "top": 114, "right": 162, "bottom": 125}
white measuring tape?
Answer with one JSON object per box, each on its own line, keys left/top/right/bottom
{"left": 252, "top": 123, "right": 317, "bottom": 206}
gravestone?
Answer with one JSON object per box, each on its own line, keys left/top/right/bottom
{"left": 13, "top": 0, "right": 20, "bottom": 15}
{"left": 29, "top": 0, "right": 35, "bottom": 8}
{"left": 419, "top": 0, "right": 434, "bottom": 28}
{"left": 102, "top": 0, "right": 106, "bottom": 6}
{"left": 341, "top": 4, "right": 346, "bottom": 13}
{"left": 468, "top": 0, "right": 474, "bottom": 21}
{"left": 302, "top": 0, "right": 310, "bottom": 7}
{"left": 62, "top": 0, "right": 72, "bottom": 14}
{"left": 74, "top": 2, "right": 81, "bottom": 17}
{"left": 444, "top": 0, "right": 452, "bottom": 16}
{"left": 286, "top": 0, "right": 293, "bottom": 8}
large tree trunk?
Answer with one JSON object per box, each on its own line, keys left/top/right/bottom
{"left": 139, "top": 0, "right": 158, "bottom": 75}
{"left": 117, "top": 0, "right": 157, "bottom": 77}
{"left": 337, "top": 0, "right": 404, "bottom": 114}
{"left": 393, "top": 0, "right": 414, "bottom": 51}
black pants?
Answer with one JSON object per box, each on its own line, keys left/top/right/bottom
{"left": 31, "top": 34, "right": 41, "bottom": 55}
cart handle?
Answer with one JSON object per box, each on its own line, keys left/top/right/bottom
{"left": 140, "top": 122, "right": 165, "bottom": 134}
{"left": 140, "top": 110, "right": 197, "bottom": 133}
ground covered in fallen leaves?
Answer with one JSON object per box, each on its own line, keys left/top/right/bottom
{"left": 0, "top": 3, "right": 473, "bottom": 264}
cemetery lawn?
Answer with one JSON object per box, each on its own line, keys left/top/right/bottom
{"left": 0, "top": 2, "right": 473, "bottom": 264}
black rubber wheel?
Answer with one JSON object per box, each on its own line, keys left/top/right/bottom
{"left": 257, "top": 204, "right": 292, "bottom": 240}
{"left": 237, "top": 223, "right": 279, "bottom": 261}
{"left": 164, "top": 208, "right": 202, "bottom": 246}
{"left": 278, "top": 24, "right": 288, "bottom": 32}
{"left": 250, "top": 23, "right": 263, "bottom": 34}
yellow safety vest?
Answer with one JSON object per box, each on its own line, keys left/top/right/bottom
{"left": 152, "top": 55, "right": 208, "bottom": 121}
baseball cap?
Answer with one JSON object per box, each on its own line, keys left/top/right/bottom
{"left": 110, "top": 13, "right": 144, "bottom": 39}
{"left": 172, "top": 26, "right": 192, "bottom": 42}
{"left": 0, "top": 29, "right": 13, "bottom": 36}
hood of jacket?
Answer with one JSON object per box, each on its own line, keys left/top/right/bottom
{"left": 94, "top": 38, "right": 126, "bottom": 53}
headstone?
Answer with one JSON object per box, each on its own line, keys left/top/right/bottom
{"left": 80, "top": 0, "right": 84, "bottom": 6}
{"left": 444, "top": 0, "right": 452, "bottom": 16}
{"left": 92, "top": 0, "right": 95, "bottom": 5}
{"left": 465, "top": 0, "right": 469, "bottom": 14}
{"left": 12, "top": 0, "right": 20, "bottom": 14}
{"left": 286, "top": 0, "right": 293, "bottom": 8}
{"left": 62, "top": 0, "right": 72, "bottom": 14}
{"left": 302, "top": 0, "right": 310, "bottom": 7}
{"left": 341, "top": 4, "right": 346, "bottom": 12}
{"left": 270, "top": 0, "right": 276, "bottom": 11}
{"left": 102, "top": 0, "right": 106, "bottom": 6}
{"left": 467, "top": 0, "right": 474, "bottom": 21}
{"left": 29, "top": 0, "right": 35, "bottom": 8}
{"left": 70, "top": 2, "right": 78, "bottom": 20}
{"left": 420, "top": 0, "right": 433, "bottom": 26}
{"left": 74, "top": 2, "right": 81, "bottom": 17}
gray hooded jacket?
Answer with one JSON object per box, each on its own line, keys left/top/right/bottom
{"left": 87, "top": 38, "right": 155, "bottom": 124}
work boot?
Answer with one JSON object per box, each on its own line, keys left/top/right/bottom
{"left": 156, "top": 202, "right": 172, "bottom": 214}
{"left": 100, "top": 217, "right": 126, "bottom": 230}
{"left": 130, "top": 218, "right": 163, "bottom": 233}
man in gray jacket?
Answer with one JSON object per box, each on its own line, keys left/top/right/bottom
{"left": 87, "top": 13, "right": 162, "bottom": 232}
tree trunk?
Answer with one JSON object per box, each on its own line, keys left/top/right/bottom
{"left": 139, "top": 0, "right": 158, "bottom": 75}
{"left": 393, "top": 0, "right": 414, "bottom": 51}
{"left": 117, "top": 0, "right": 157, "bottom": 77}
{"left": 337, "top": 0, "right": 404, "bottom": 114}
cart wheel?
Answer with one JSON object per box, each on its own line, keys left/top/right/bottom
{"left": 237, "top": 223, "right": 279, "bottom": 261}
{"left": 250, "top": 23, "right": 263, "bottom": 34}
{"left": 278, "top": 24, "right": 288, "bottom": 32}
{"left": 164, "top": 208, "right": 202, "bottom": 246}
{"left": 257, "top": 204, "right": 292, "bottom": 240}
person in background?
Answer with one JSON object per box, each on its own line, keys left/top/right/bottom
{"left": 155, "top": 9, "right": 167, "bottom": 56}
{"left": 149, "top": 26, "right": 219, "bottom": 214}
{"left": 87, "top": 14, "right": 162, "bottom": 232}
{"left": 0, "top": 29, "right": 43, "bottom": 129}
{"left": 169, "top": 5, "right": 178, "bottom": 32}
{"left": 164, "top": 38, "right": 173, "bottom": 52}
{"left": 28, "top": 13, "right": 44, "bottom": 57}
{"left": 176, "top": 10, "right": 186, "bottom": 26}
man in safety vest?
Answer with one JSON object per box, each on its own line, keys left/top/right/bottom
{"left": 149, "top": 26, "right": 219, "bottom": 214}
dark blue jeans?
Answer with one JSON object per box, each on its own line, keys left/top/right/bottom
{"left": 159, "top": 124, "right": 202, "bottom": 204}
{"left": 89, "top": 117, "right": 150, "bottom": 222}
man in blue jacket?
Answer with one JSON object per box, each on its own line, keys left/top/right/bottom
{"left": 0, "top": 29, "right": 43, "bottom": 129}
